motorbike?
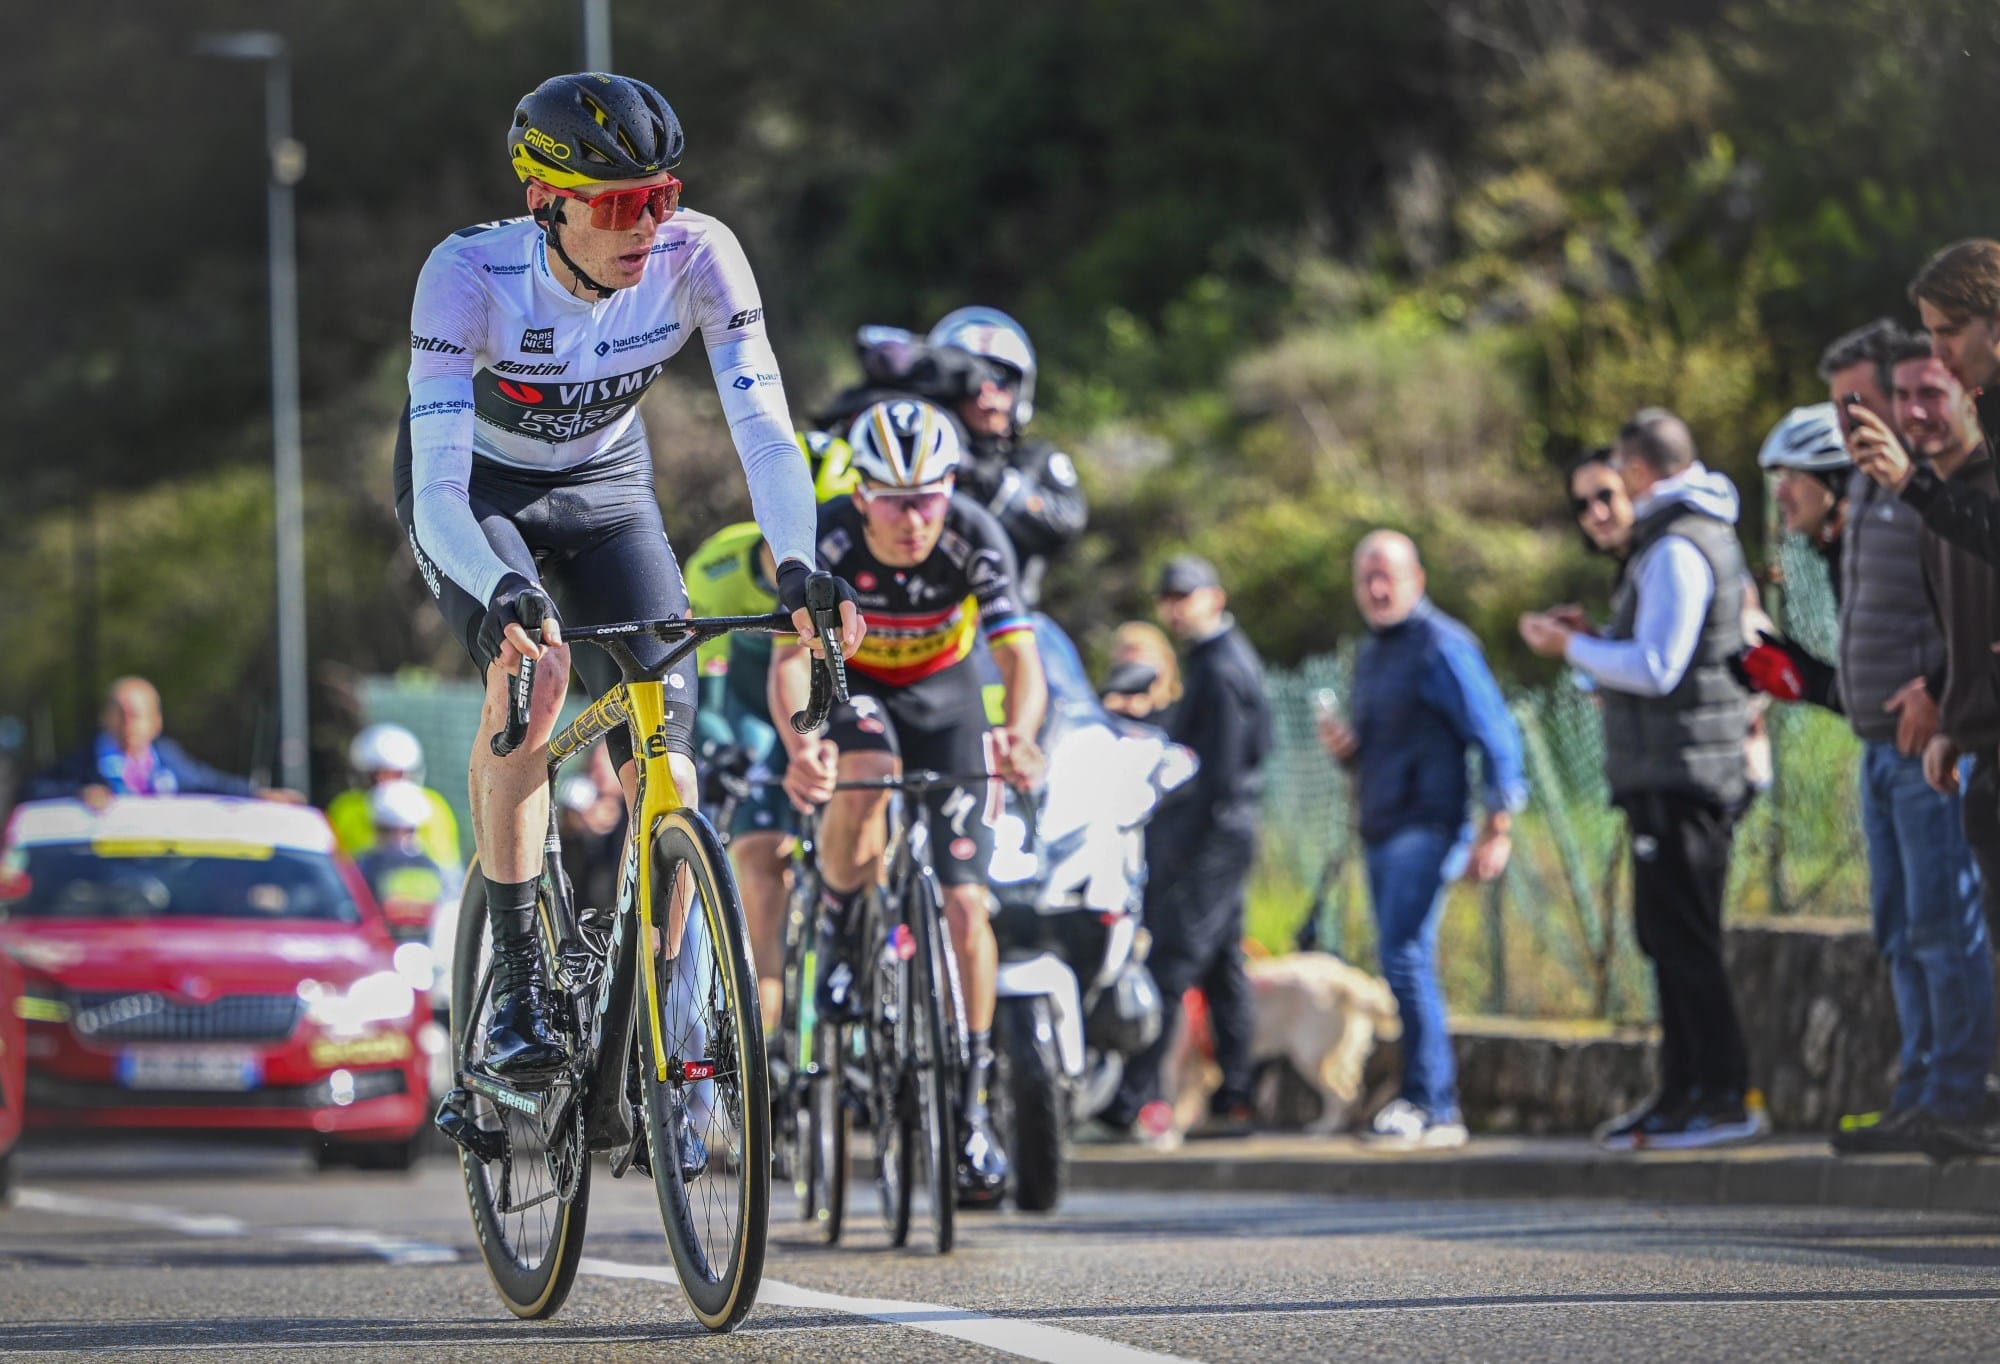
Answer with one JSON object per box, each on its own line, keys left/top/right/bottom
{"left": 983, "top": 617, "right": 1195, "bottom": 1211}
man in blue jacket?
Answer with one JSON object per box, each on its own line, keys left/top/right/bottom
{"left": 1321, "top": 531, "right": 1526, "bottom": 1149}
{"left": 25, "top": 677, "right": 293, "bottom": 808}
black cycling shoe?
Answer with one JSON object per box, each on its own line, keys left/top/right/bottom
{"left": 955, "top": 1106, "right": 1010, "bottom": 1208}
{"left": 481, "top": 979, "right": 568, "bottom": 1085}
{"left": 482, "top": 904, "right": 567, "bottom": 1085}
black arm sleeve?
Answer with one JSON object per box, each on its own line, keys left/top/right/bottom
{"left": 1901, "top": 463, "right": 2000, "bottom": 568}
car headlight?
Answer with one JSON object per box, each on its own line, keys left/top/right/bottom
{"left": 299, "top": 971, "right": 416, "bottom": 1036}
{"left": 392, "top": 941, "right": 437, "bottom": 992}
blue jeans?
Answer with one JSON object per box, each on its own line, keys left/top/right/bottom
{"left": 1860, "top": 741, "right": 1994, "bottom": 1120}
{"left": 1365, "top": 825, "right": 1470, "bottom": 1118}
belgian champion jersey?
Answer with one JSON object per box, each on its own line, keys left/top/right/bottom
{"left": 815, "top": 495, "right": 1033, "bottom": 688}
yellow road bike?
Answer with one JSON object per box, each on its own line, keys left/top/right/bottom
{"left": 435, "top": 578, "right": 848, "bottom": 1330}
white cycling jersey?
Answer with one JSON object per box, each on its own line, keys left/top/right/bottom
{"left": 406, "top": 208, "right": 815, "bottom": 605}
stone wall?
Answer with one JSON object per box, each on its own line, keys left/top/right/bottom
{"left": 1723, "top": 917, "right": 1901, "bottom": 1132}
{"left": 1265, "top": 920, "right": 1909, "bottom": 1135}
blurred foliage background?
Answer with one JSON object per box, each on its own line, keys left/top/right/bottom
{"left": 6, "top": 0, "right": 2000, "bottom": 795}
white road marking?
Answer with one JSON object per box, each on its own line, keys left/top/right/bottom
{"left": 17, "top": 1185, "right": 1192, "bottom": 1360}
{"left": 14, "top": 1189, "right": 457, "bottom": 1265}
{"left": 582, "top": 1256, "right": 1202, "bottom": 1363}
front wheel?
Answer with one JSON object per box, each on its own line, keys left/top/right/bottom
{"left": 636, "top": 811, "right": 770, "bottom": 1333}
{"left": 993, "top": 995, "right": 1067, "bottom": 1212}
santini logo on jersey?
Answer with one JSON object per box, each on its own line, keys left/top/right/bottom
{"left": 725, "top": 307, "right": 764, "bottom": 330}
{"left": 410, "top": 333, "right": 466, "bottom": 354}
{"left": 491, "top": 359, "right": 570, "bottom": 377}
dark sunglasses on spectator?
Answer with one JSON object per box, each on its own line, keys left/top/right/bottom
{"left": 539, "top": 175, "right": 682, "bottom": 231}
{"left": 1571, "top": 488, "right": 1617, "bottom": 517}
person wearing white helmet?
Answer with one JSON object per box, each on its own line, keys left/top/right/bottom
{"left": 354, "top": 779, "right": 452, "bottom": 943}
{"left": 327, "top": 723, "right": 463, "bottom": 888}
{"left": 769, "top": 396, "right": 1049, "bottom": 1207}
{"left": 1759, "top": 402, "right": 1852, "bottom": 572}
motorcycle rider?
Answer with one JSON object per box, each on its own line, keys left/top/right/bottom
{"left": 816, "top": 308, "right": 1085, "bottom": 606}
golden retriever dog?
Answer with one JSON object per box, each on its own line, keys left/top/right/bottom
{"left": 1166, "top": 952, "right": 1401, "bottom": 1139}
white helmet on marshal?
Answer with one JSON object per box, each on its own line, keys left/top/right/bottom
{"left": 368, "top": 779, "right": 432, "bottom": 832}
{"left": 349, "top": 723, "right": 424, "bottom": 780}
{"left": 847, "top": 398, "right": 964, "bottom": 489}
{"left": 929, "top": 306, "right": 1037, "bottom": 427}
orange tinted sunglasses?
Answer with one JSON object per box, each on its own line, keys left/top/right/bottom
{"left": 539, "top": 175, "right": 682, "bottom": 231}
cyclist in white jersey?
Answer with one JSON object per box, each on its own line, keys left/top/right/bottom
{"left": 397, "top": 72, "right": 861, "bottom": 1083}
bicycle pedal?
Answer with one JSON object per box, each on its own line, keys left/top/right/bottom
{"left": 434, "top": 1087, "right": 506, "bottom": 1162}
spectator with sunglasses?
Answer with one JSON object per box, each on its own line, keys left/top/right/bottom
{"left": 394, "top": 71, "right": 863, "bottom": 1084}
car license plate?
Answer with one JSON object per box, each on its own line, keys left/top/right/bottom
{"left": 117, "top": 1047, "right": 262, "bottom": 1092}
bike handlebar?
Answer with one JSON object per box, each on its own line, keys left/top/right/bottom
{"left": 486, "top": 572, "right": 852, "bottom": 759}
{"left": 792, "top": 573, "right": 851, "bottom": 737}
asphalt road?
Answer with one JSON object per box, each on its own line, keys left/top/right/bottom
{"left": 3, "top": 1141, "right": 1999, "bottom": 1362}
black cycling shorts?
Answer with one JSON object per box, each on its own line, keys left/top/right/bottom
{"left": 825, "top": 669, "right": 999, "bottom": 888}
{"left": 393, "top": 411, "right": 697, "bottom": 771}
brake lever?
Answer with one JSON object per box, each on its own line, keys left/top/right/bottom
{"left": 490, "top": 654, "right": 537, "bottom": 757}
{"left": 791, "top": 574, "right": 851, "bottom": 734}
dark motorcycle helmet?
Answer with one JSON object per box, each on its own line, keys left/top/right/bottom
{"left": 1086, "top": 959, "right": 1163, "bottom": 1055}
{"left": 508, "top": 73, "right": 684, "bottom": 188}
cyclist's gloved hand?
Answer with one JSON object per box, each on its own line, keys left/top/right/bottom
{"left": 478, "top": 572, "right": 562, "bottom": 668}
{"left": 776, "top": 560, "right": 866, "bottom": 657}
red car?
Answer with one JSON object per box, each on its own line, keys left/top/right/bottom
{"left": 0, "top": 947, "right": 22, "bottom": 1198}
{"left": 0, "top": 796, "right": 436, "bottom": 1170}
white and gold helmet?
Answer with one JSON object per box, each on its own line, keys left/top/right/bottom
{"left": 846, "top": 398, "right": 964, "bottom": 489}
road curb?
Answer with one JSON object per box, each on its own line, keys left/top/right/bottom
{"left": 1065, "top": 1137, "right": 2000, "bottom": 1214}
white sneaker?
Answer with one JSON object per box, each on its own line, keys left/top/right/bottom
{"left": 1366, "top": 1099, "right": 1467, "bottom": 1150}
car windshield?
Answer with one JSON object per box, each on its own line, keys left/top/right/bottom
{"left": 0, "top": 842, "right": 361, "bottom": 925}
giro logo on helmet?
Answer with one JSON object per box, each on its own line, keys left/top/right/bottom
{"left": 523, "top": 127, "right": 572, "bottom": 161}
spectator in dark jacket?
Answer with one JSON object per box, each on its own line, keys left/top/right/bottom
{"left": 1736, "top": 333, "right": 1988, "bottom": 1156}
{"left": 24, "top": 678, "right": 294, "bottom": 808}
{"left": 1100, "top": 554, "right": 1271, "bottom": 1140}
{"left": 1852, "top": 241, "right": 2000, "bottom": 569}
{"left": 1320, "top": 531, "right": 1526, "bottom": 1150}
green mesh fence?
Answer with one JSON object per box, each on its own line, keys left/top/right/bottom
{"left": 1252, "top": 531, "right": 1863, "bottom": 1022}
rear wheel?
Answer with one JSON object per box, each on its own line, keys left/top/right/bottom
{"left": 451, "top": 861, "right": 589, "bottom": 1319}
{"left": 907, "top": 878, "right": 957, "bottom": 1255}
{"left": 993, "top": 995, "right": 1067, "bottom": 1212}
{"left": 636, "top": 811, "right": 769, "bottom": 1333}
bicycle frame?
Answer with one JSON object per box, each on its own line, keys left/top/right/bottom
{"left": 489, "top": 597, "right": 847, "bottom": 1095}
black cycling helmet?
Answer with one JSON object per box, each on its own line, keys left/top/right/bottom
{"left": 508, "top": 73, "right": 684, "bottom": 188}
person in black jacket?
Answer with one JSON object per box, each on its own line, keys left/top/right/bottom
{"left": 815, "top": 310, "right": 1086, "bottom": 605}
{"left": 1097, "top": 555, "right": 1272, "bottom": 1141}
{"left": 1852, "top": 240, "right": 2000, "bottom": 565}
